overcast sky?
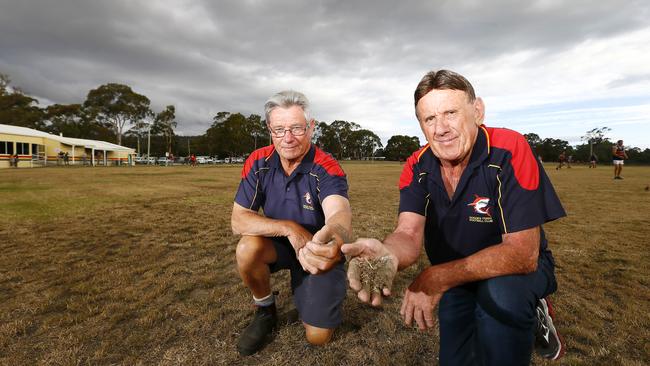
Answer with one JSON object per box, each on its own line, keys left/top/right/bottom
{"left": 1, "top": 0, "right": 649, "bottom": 149}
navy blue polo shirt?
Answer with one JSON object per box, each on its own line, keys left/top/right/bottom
{"left": 235, "top": 144, "right": 348, "bottom": 234}
{"left": 399, "top": 125, "right": 566, "bottom": 265}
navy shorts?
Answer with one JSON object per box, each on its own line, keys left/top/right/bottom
{"left": 268, "top": 237, "right": 347, "bottom": 329}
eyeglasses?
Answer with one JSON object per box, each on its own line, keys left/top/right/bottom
{"left": 269, "top": 125, "right": 309, "bottom": 138}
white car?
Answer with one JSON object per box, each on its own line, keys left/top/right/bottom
{"left": 196, "top": 156, "right": 211, "bottom": 164}
{"left": 157, "top": 157, "right": 171, "bottom": 165}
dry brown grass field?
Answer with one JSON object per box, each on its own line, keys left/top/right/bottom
{"left": 1, "top": 162, "right": 649, "bottom": 365}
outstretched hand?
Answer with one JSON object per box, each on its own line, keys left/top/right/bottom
{"left": 341, "top": 238, "right": 398, "bottom": 307}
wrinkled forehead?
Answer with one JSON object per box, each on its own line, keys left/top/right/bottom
{"left": 416, "top": 89, "right": 472, "bottom": 114}
{"left": 267, "top": 105, "right": 308, "bottom": 126}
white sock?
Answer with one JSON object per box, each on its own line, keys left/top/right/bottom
{"left": 253, "top": 293, "right": 275, "bottom": 307}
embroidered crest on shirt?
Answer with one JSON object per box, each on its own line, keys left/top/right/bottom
{"left": 467, "top": 194, "right": 493, "bottom": 223}
{"left": 303, "top": 192, "right": 314, "bottom": 211}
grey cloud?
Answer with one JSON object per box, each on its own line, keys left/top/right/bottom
{"left": 1, "top": 0, "right": 649, "bottom": 136}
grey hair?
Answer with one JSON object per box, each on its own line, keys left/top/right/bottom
{"left": 264, "top": 90, "right": 312, "bottom": 124}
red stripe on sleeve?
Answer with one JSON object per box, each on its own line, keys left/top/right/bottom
{"left": 487, "top": 128, "right": 539, "bottom": 190}
{"left": 313, "top": 147, "right": 345, "bottom": 176}
{"left": 399, "top": 145, "right": 429, "bottom": 190}
{"left": 241, "top": 145, "right": 275, "bottom": 178}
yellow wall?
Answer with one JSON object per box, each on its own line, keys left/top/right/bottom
{"left": 1, "top": 132, "right": 135, "bottom": 168}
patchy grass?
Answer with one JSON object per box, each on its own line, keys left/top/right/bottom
{"left": 0, "top": 163, "right": 649, "bottom": 365}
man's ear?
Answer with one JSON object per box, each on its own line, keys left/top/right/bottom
{"left": 473, "top": 97, "right": 485, "bottom": 126}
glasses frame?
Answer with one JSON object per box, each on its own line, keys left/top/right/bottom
{"left": 269, "top": 124, "right": 310, "bottom": 138}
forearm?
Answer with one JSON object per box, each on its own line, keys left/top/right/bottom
{"left": 411, "top": 228, "right": 540, "bottom": 294}
{"left": 383, "top": 230, "right": 422, "bottom": 270}
{"left": 231, "top": 209, "right": 293, "bottom": 238}
{"left": 324, "top": 209, "right": 353, "bottom": 243}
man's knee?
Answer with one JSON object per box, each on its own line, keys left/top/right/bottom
{"left": 304, "top": 323, "right": 334, "bottom": 346}
{"left": 236, "top": 236, "right": 270, "bottom": 266}
{"left": 477, "top": 276, "right": 537, "bottom": 329}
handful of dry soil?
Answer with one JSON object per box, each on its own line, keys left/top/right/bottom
{"left": 353, "top": 256, "right": 394, "bottom": 294}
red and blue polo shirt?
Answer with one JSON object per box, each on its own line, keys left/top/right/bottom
{"left": 235, "top": 144, "right": 348, "bottom": 234}
{"left": 399, "top": 125, "right": 566, "bottom": 265}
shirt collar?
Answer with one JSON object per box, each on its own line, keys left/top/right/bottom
{"left": 468, "top": 125, "right": 490, "bottom": 168}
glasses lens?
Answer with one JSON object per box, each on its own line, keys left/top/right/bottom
{"left": 291, "top": 126, "right": 306, "bottom": 136}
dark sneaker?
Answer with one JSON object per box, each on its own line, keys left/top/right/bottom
{"left": 237, "top": 303, "right": 277, "bottom": 356}
{"left": 535, "top": 298, "right": 565, "bottom": 360}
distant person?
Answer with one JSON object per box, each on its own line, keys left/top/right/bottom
{"left": 589, "top": 153, "right": 598, "bottom": 168}
{"left": 190, "top": 154, "right": 196, "bottom": 167}
{"left": 64, "top": 152, "right": 70, "bottom": 166}
{"left": 612, "top": 140, "right": 628, "bottom": 179}
{"left": 342, "top": 70, "right": 566, "bottom": 364}
{"left": 57, "top": 151, "right": 64, "bottom": 165}
{"left": 567, "top": 155, "right": 573, "bottom": 168}
{"left": 231, "top": 90, "right": 352, "bottom": 355}
{"left": 10, "top": 154, "right": 18, "bottom": 168}
{"left": 556, "top": 151, "right": 567, "bottom": 170}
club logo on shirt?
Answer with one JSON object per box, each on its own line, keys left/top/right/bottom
{"left": 468, "top": 194, "right": 493, "bottom": 223}
{"left": 303, "top": 192, "right": 314, "bottom": 211}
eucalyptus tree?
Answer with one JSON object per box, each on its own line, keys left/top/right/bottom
{"left": 83, "top": 83, "right": 151, "bottom": 146}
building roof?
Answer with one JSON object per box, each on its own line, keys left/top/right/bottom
{"left": 0, "top": 124, "right": 135, "bottom": 152}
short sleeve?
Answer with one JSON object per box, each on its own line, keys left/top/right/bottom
{"left": 494, "top": 142, "right": 565, "bottom": 234}
{"left": 312, "top": 148, "right": 349, "bottom": 201}
{"left": 313, "top": 166, "right": 349, "bottom": 202}
{"left": 398, "top": 154, "right": 428, "bottom": 215}
{"left": 234, "top": 157, "right": 265, "bottom": 211}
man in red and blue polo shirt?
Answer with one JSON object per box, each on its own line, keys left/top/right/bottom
{"left": 343, "top": 70, "right": 566, "bottom": 365}
{"left": 232, "top": 90, "right": 352, "bottom": 356}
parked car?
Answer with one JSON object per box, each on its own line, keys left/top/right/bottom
{"left": 135, "top": 156, "right": 148, "bottom": 164}
{"left": 196, "top": 156, "right": 212, "bottom": 164}
{"left": 157, "top": 157, "right": 171, "bottom": 165}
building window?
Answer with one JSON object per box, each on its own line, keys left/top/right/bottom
{"left": 16, "top": 142, "right": 29, "bottom": 155}
{"left": 0, "top": 141, "right": 14, "bottom": 155}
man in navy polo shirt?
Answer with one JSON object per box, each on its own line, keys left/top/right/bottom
{"left": 232, "top": 90, "right": 352, "bottom": 356}
{"left": 343, "top": 70, "right": 566, "bottom": 365}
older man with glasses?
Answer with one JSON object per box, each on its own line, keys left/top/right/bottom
{"left": 231, "top": 90, "right": 352, "bottom": 356}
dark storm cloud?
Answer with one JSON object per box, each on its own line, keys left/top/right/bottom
{"left": 1, "top": 0, "right": 649, "bottom": 135}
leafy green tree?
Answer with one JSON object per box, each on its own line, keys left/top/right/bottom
{"left": 384, "top": 135, "right": 421, "bottom": 161}
{"left": 247, "top": 114, "right": 268, "bottom": 151}
{"left": 42, "top": 103, "right": 113, "bottom": 140}
{"left": 0, "top": 73, "right": 45, "bottom": 129}
{"left": 348, "top": 129, "right": 383, "bottom": 159}
{"left": 83, "top": 83, "right": 151, "bottom": 146}
{"left": 524, "top": 132, "right": 542, "bottom": 150}
{"left": 152, "top": 105, "right": 177, "bottom": 155}
{"left": 205, "top": 112, "right": 260, "bottom": 158}
{"left": 581, "top": 127, "right": 611, "bottom": 157}
{"left": 537, "top": 138, "right": 571, "bottom": 162}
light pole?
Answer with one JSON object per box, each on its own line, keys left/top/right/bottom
{"left": 147, "top": 122, "right": 152, "bottom": 165}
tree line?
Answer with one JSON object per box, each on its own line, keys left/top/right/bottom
{"left": 2, "top": 73, "right": 649, "bottom": 163}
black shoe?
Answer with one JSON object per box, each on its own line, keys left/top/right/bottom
{"left": 237, "top": 303, "right": 277, "bottom": 356}
{"left": 535, "top": 298, "right": 564, "bottom": 360}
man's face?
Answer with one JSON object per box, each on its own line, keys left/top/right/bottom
{"left": 415, "top": 89, "right": 484, "bottom": 164}
{"left": 267, "top": 105, "right": 313, "bottom": 162}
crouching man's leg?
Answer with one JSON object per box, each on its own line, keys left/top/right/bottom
{"left": 235, "top": 235, "right": 278, "bottom": 356}
{"left": 473, "top": 250, "right": 562, "bottom": 365}
{"left": 293, "top": 260, "right": 347, "bottom": 346}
